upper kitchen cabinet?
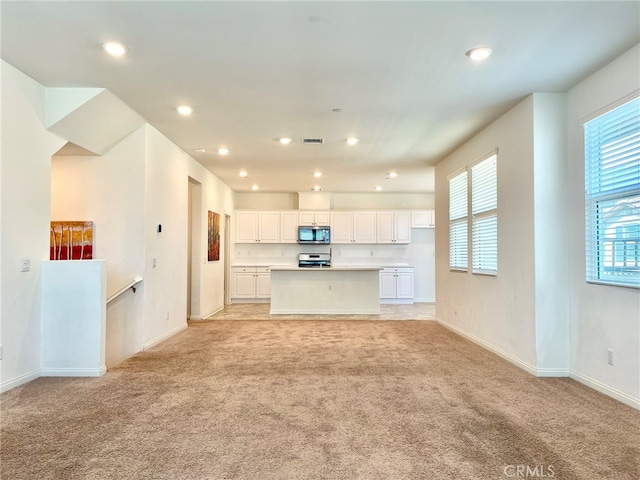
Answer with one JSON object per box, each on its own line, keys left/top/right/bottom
{"left": 298, "top": 211, "right": 331, "bottom": 226}
{"left": 280, "top": 211, "right": 299, "bottom": 244}
{"left": 331, "top": 211, "right": 377, "bottom": 244}
{"left": 235, "top": 211, "right": 281, "bottom": 243}
{"left": 411, "top": 210, "right": 435, "bottom": 228}
{"left": 377, "top": 211, "right": 411, "bottom": 244}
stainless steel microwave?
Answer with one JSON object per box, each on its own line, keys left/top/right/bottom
{"left": 298, "top": 226, "right": 331, "bottom": 244}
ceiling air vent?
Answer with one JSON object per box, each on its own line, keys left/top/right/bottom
{"left": 302, "top": 138, "right": 325, "bottom": 144}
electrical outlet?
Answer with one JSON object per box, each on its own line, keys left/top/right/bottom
{"left": 152, "top": 258, "right": 157, "bottom": 268}
{"left": 328, "top": 284, "right": 333, "bottom": 291}
{"left": 607, "top": 349, "right": 614, "bottom": 366}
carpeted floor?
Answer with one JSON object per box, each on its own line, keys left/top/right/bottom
{"left": 1, "top": 319, "right": 638, "bottom": 480}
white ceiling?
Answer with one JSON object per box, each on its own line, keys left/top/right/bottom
{"left": 2, "top": 1, "right": 639, "bottom": 194}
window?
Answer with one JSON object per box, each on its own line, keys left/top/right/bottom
{"left": 585, "top": 96, "right": 640, "bottom": 288}
{"left": 449, "top": 170, "right": 468, "bottom": 270}
{"left": 471, "top": 154, "right": 498, "bottom": 274}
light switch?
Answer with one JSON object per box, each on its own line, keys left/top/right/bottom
{"left": 20, "top": 258, "right": 30, "bottom": 272}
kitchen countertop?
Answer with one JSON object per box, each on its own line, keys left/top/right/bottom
{"left": 270, "top": 265, "right": 382, "bottom": 271}
{"left": 232, "top": 263, "right": 412, "bottom": 269}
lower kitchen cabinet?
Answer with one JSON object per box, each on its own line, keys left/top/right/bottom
{"left": 231, "top": 267, "right": 271, "bottom": 302}
{"left": 379, "top": 267, "right": 414, "bottom": 304}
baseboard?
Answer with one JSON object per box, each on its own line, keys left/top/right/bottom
{"left": 0, "top": 369, "right": 41, "bottom": 393}
{"left": 192, "top": 305, "right": 224, "bottom": 321}
{"left": 230, "top": 298, "right": 270, "bottom": 304}
{"left": 380, "top": 299, "right": 414, "bottom": 305}
{"left": 536, "top": 367, "right": 570, "bottom": 377}
{"left": 436, "top": 318, "right": 638, "bottom": 409}
{"left": 570, "top": 370, "right": 640, "bottom": 410}
{"left": 41, "top": 366, "right": 106, "bottom": 377}
{"left": 141, "top": 323, "right": 188, "bottom": 351}
{"left": 435, "top": 318, "right": 538, "bottom": 376}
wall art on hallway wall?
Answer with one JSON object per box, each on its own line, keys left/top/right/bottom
{"left": 208, "top": 211, "right": 220, "bottom": 261}
{"left": 50, "top": 221, "right": 94, "bottom": 260}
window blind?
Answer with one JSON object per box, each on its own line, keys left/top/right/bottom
{"left": 471, "top": 154, "right": 497, "bottom": 274}
{"left": 585, "top": 96, "right": 640, "bottom": 288}
{"left": 449, "top": 171, "right": 468, "bottom": 270}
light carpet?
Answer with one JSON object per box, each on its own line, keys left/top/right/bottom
{"left": 1, "top": 320, "right": 638, "bottom": 479}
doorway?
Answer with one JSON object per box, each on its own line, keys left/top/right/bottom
{"left": 187, "top": 178, "right": 202, "bottom": 319}
{"left": 224, "top": 214, "right": 231, "bottom": 305}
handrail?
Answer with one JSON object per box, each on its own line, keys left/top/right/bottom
{"left": 107, "top": 276, "right": 143, "bottom": 304}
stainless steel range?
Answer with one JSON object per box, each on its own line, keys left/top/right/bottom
{"left": 298, "top": 252, "right": 331, "bottom": 268}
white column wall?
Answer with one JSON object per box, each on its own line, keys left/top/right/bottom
{"left": 0, "top": 61, "right": 66, "bottom": 390}
{"left": 435, "top": 96, "right": 538, "bottom": 371}
{"left": 566, "top": 44, "right": 640, "bottom": 406}
{"left": 143, "top": 126, "right": 233, "bottom": 349}
{"left": 532, "top": 93, "right": 570, "bottom": 374}
{"left": 51, "top": 126, "right": 147, "bottom": 367}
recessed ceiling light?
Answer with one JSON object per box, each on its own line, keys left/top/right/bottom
{"left": 239, "top": 170, "right": 248, "bottom": 178}
{"left": 194, "top": 148, "right": 206, "bottom": 153}
{"left": 102, "top": 42, "right": 127, "bottom": 56}
{"left": 218, "top": 148, "right": 229, "bottom": 155}
{"left": 177, "top": 105, "right": 193, "bottom": 116}
{"left": 387, "top": 171, "right": 398, "bottom": 178}
{"left": 346, "top": 137, "right": 359, "bottom": 145}
{"left": 332, "top": 108, "right": 342, "bottom": 113}
{"left": 312, "top": 186, "right": 322, "bottom": 191}
{"left": 314, "top": 171, "right": 322, "bottom": 178}
{"left": 375, "top": 186, "right": 382, "bottom": 191}
{"left": 279, "top": 137, "right": 292, "bottom": 144}
{"left": 252, "top": 184, "right": 259, "bottom": 191}
{"left": 466, "top": 47, "right": 493, "bottom": 62}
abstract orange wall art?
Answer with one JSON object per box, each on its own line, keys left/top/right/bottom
{"left": 50, "top": 221, "right": 94, "bottom": 260}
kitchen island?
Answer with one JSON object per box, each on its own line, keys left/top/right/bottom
{"left": 269, "top": 266, "right": 381, "bottom": 314}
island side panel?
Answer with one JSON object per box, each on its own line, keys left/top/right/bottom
{"left": 270, "top": 269, "right": 380, "bottom": 314}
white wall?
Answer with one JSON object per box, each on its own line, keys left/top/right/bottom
{"left": 2, "top": 61, "right": 235, "bottom": 391}
{"left": 144, "top": 126, "right": 233, "bottom": 340}
{"left": 51, "top": 126, "right": 147, "bottom": 368}
{"left": 435, "top": 96, "right": 538, "bottom": 371}
{"left": 532, "top": 93, "right": 569, "bottom": 374}
{"left": 566, "top": 44, "right": 640, "bottom": 406}
{"left": 1, "top": 61, "right": 66, "bottom": 391}
{"left": 435, "top": 45, "right": 640, "bottom": 408}
{"left": 233, "top": 192, "right": 434, "bottom": 211}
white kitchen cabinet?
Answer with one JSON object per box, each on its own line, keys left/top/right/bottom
{"left": 353, "top": 212, "right": 377, "bottom": 243}
{"left": 330, "top": 212, "right": 353, "bottom": 243}
{"left": 379, "top": 267, "right": 414, "bottom": 304}
{"left": 330, "top": 211, "right": 377, "bottom": 244}
{"left": 231, "top": 266, "right": 271, "bottom": 301}
{"left": 411, "top": 210, "right": 435, "bottom": 229}
{"left": 280, "top": 211, "right": 299, "bottom": 243}
{"left": 298, "top": 211, "right": 330, "bottom": 226}
{"left": 235, "top": 211, "right": 280, "bottom": 243}
{"left": 377, "top": 211, "right": 411, "bottom": 244}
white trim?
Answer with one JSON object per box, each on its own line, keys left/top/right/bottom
{"left": 230, "top": 298, "right": 270, "bottom": 304}
{"left": 0, "top": 369, "right": 41, "bottom": 393}
{"left": 536, "top": 367, "right": 570, "bottom": 377}
{"left": 570, "top": 370, "right": 640, "bottom": 410}
{"left": 435, "top": 318, "right": 538, "bottom": 375}
{"left": 203, "top": 305, "right": 224, "bottom": 319}
{"left": 141, "top": 323, "right": 188, "bottom": 351}
{"left": 191, "top": 305, "right": 225, "bottom": 321}
{"left": 41, "top": 366, "right": 106, "bottom": 377}
{"left": 579, "top": 89, "right": 640, "bottom": 126}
